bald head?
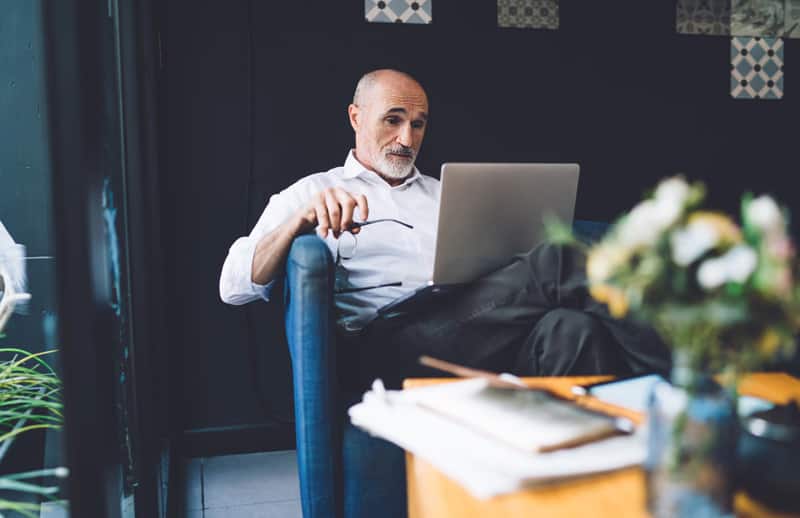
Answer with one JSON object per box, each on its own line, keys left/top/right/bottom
{"left": 352, "top": 69, "right": 426, "bottom": 107}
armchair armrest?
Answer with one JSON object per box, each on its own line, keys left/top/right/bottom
{"left": 284, "top": 234, "right": 340, "bottom": 518}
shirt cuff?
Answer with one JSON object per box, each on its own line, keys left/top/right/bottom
{"left": 251, "top": 279, "right": 274, "bottom": 302}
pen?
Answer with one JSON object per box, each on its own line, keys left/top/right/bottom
{"left": 418, "top": 355, "right": 529, "bottom": 390}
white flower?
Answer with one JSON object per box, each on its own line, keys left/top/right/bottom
{"left": 618, "top": 201, "right": 659, "bottom": 247}
{"left": 653, "top": 197, "right": 684, "bottom": 229}
{"left": 721, "top": 245, "right": 758, "bottom": 283}
{"left": 697, "top": 260, "right": 726, "bottom": 290}
{"left": 655, "top": 177, "right": 690, "bottom": 207}
{"left": 747, "top": 195, "right": 783, "bottom": 233}
{"left": 617, "top": 197, "right": 682, "bottom": 248}
{"left": 670, "top": 220, "right": 719, "bottom": 266}
{"left": 697, "top": 245, "right": 758, "bottom": 290}
{"left": 587, "top": 244, "right": 629, "bottom": 283}
{"left": 615, "top": 178, "right": 691, "bottom": 249}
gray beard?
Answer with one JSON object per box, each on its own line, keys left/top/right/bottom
{"left": 376, "top": 154, "right": 415, "bottom": 180}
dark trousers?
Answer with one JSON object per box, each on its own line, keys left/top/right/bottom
{"left": 339, "top": 243, "right": 671, "bottom": 390}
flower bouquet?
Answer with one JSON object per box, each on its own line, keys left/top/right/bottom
{"left": 549, "top": 176, "right": 800, "bottom": 516}
{"left": 554, "top": 176, "right": 800, "bottom": 384}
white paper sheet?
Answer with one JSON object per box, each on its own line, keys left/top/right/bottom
{"left": 348, "top": 379, "right": 647, "bottom": 500}
{"left": 588, "top": 374, "right": 666, "bottom": 413}
{"left": 0, "top": 220, "right": 26, "bottom": 293}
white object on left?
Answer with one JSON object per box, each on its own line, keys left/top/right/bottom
{"left": 0, "top": 268, "right": 31, "bottom": 333}
{"left": 0, "top": 220, "right": 31, "bottom": 333}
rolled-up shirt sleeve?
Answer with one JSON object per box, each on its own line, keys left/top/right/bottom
{"left": 219, "top": 235, "right": 275, "bottom": 305}
{"left": 219, "top": 183, "right": 307, "bottom": 305}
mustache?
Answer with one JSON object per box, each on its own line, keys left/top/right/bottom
{"left": 385, "top": 146, "right": 415, "bottom": 159}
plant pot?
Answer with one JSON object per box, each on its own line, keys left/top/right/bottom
{"left": 645, "top": 373, "right": 738, "bottom": 518}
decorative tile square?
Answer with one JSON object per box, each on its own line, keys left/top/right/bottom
{"left": 676, "top": 0, "right": 731, "bottom": 35}
{"left": 785, "top": 0, "right": 800, "bottom": 38}
{"left": 498, "top": 0, "right": 559, "bottom": 30}
{"left": 730, "top": 37, "right": 784, "bottom": 99}
{"left": 365, "top": 0, "right": 432, "bottom": 24}
{"left": 731, "top": 0, "right": 785, "bottom": 36}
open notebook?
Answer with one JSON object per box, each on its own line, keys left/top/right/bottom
{"left": 414, "top": 380, "right": 627, "bottom": 453}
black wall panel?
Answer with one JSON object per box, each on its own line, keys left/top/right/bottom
{"left": 163, "top": 0, "right": 798, "bottom": 440}
{"left": 163, "top": 1, "right": 283, "bottom": 433}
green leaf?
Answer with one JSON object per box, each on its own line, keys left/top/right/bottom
{"left": 543, "top": 214, "right": 579, "bottom": 246}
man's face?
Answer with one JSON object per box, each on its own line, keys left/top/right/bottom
{"left": 349, "top": 75, "right": 429, "bottom": 182}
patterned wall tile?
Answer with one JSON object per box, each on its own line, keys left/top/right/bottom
{"left": 731, "top": 0, "right": 785, "bottom": 36}
{"left": 365, "top": 0, "right": 432, "bottom": 24}
{"left": 785, "top": 0, "right": 800, "bottom": 37}
{"left": 730, "top": 37, "right": 784, "bottom": 99}
{"left": 497, "top": 0, "right": 559, "bottom": 30}
{"left": 676, "top": 0, "right": 731, "bottom": 35}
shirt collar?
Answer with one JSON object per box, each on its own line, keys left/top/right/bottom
{"left": 341, "top": 150, "right": 422, "bottom": 187}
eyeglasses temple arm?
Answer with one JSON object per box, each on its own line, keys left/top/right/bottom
{"left": 334, "top": 281, "right": 402, "bottom": 294}
{"left": 349, "top": 219, "right": 414, "bottom": 230}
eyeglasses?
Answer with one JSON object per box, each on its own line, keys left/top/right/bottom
{"left": 334, "top": 218, "right": 414, "bottom": 294}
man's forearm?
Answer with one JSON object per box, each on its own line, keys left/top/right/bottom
{"left": 248, "top": 186, "right": 366, "bottom": 286}
{"left": 251, "top": 215, "right": 308, "bottom": 286}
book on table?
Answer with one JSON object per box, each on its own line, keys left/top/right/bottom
{"left": 349, "top": 372, "right": 647, "bottom": 498}
{"left": 413, "top": 379, "right": 629, "bottom": 453}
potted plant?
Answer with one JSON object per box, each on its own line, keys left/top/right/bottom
{"left": 1, "top": 267, "right": 66, "bottom": 517}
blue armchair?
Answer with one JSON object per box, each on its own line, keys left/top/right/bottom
{"left": 283, "top": 221, "right": 610, "bottom": 518}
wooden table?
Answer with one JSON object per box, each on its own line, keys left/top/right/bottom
{"left": 404, "top": 373, "right": 800, "bottom": 518}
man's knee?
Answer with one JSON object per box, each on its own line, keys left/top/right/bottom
{"left": 517, "top": 308, "right": 629, "bottom": 376}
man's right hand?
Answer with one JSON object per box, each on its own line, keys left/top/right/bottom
{"left": 297, "top": 187, "right": 369, "bottom": 239}
{"left": 249, "top": 188, "right": 370, "bottom": 286}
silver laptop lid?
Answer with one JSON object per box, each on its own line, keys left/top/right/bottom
{"left": 432, "top": 163, "right": 579, "bottom": 285}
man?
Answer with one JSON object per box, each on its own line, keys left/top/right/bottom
{"left": 220, "top": 69, "right": 669, "bottom": 389}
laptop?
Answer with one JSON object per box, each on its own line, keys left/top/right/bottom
{"left": 376, "top": 162, "right": 580, "bottom": 317}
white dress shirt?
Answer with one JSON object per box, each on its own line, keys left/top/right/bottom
{"left": 219, "top": 150, "right": 440, "bottom": 330}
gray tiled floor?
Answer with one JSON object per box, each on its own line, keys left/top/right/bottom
{"left": 40, "top": 501, "right": 69, "bottom": 518}
{"left": 183, "top": 450, "right": 302, "bottom": 518}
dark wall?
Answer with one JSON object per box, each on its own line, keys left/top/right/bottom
{"left": 162, "top": 1, "right": 294, "bottom": 438}
{"left": 162, "top": 0, "right": 799, "bottom": 440}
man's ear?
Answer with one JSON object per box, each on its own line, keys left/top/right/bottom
{"left": 347, "top": 104, "right": 360, "bottom": 132}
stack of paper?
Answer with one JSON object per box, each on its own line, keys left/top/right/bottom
{"left": 348, "top": 378, "right": 647, "bottom": 500}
